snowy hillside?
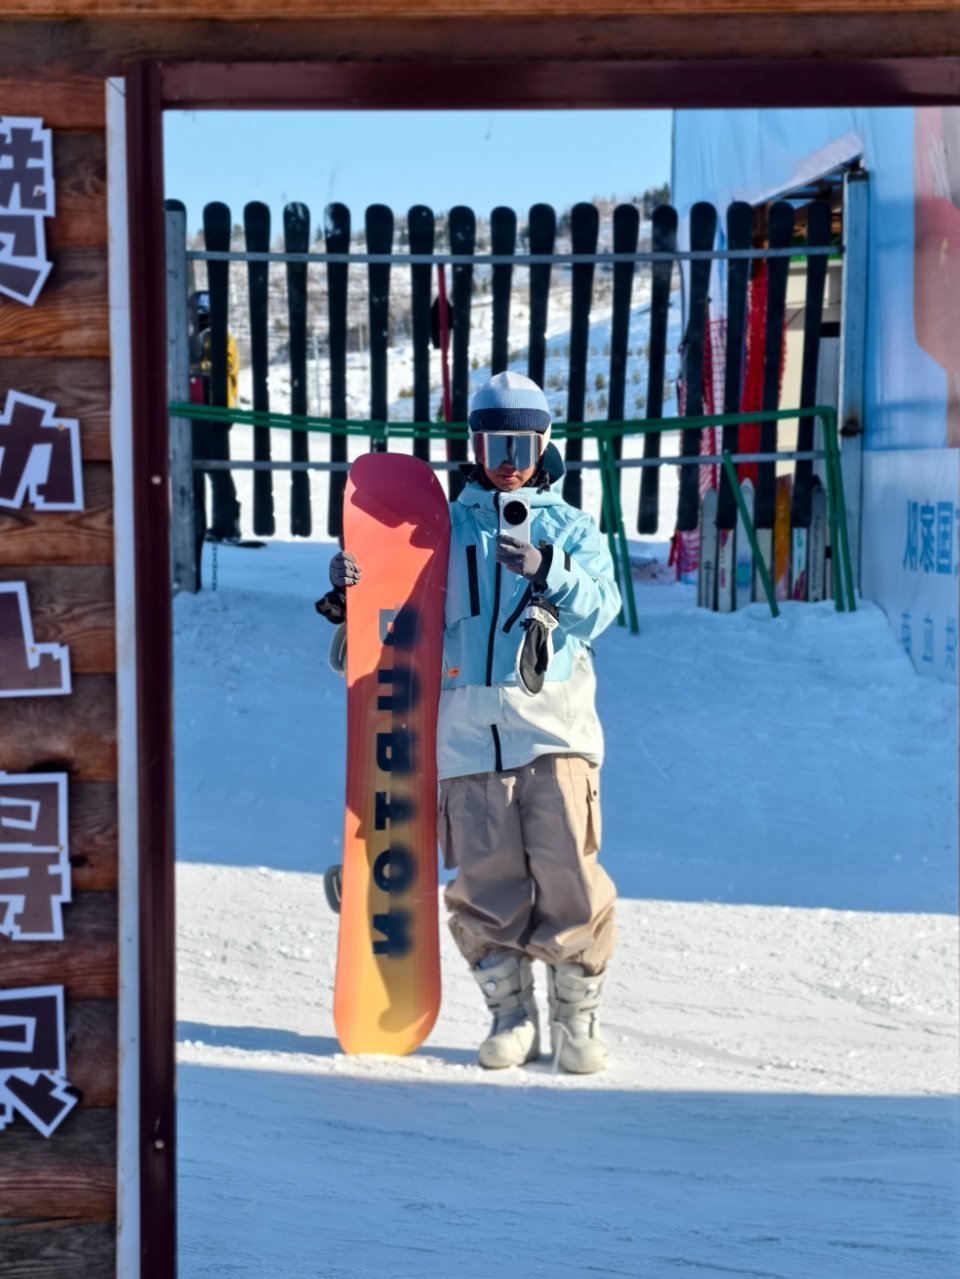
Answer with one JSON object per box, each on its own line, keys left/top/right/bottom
{"left": 174, "top": 540, "right": 959, "bottom": 1279}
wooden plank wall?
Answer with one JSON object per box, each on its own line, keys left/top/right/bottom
{"left": 0, "top": 70, "right": 118, "bottom": 1279}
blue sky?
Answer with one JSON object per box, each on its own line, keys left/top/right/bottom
{"left": 164, "top": 109, "right": 672, "bottom": 234}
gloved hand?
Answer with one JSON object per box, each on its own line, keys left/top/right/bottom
{"left": 330, "top": 549, "right": 361, "bottom": 588}
{"left": 515, "top": 597, "right": 559, "bottom": 696}
{"left": 315, "top": 589, "right": 345, "bottom": 626}
{"left": 496, "top": 533, "right": 543, "bottom": 582}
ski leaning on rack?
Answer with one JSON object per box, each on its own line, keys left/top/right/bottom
{"left": 285, "top": 201, "right": 312, "bottom": 537}
{"left": 716, "top": 201, "right": 754, "bottom": 611}
{"left": 409, "top": 205, "right": 435, "bottom": 462}
{"left": 367, "top": 203, "right": 394, "bottom": 453}
{"left": 448, "top": 206, "right": 476, "bottom": 499}
{"left": 791, "top": 199, "right": 831, "bottom": 600}
{"left": 244, "top": 200, "right": 275, "bottom": 539}
{"left": 333, "top": 452, "right": 449, "bottom": 1056}
{"left": 754, "top": 200, "right": 795, "bottom": 596}
{"left": 604, "top": 202, "right": 640, "bottom": 534}
{"left": 491, "top": 205, "right": 517, "bottom": 375}
{"left": 807, "top": 477, "right": 827, "bottom": 602}
{"left": 527, "top": 203, "right": 556, "bottom": 391}
{"left": 735, "top": 478, "right": 755, "bottom": 611}
{"left": 716, "top": 518, "right": 735, "bottom": 613}
{"left": 202, "top": 200, "right": 241, "bottom": 543}
{"left": 698, "top": 486, "right": 719, "bottom": 610}
{"left": 563, "top": 201, "right": 599, "bottom": 510}
{"left": 773, "top": 474, "right": 792, "bottom": 601}
{"left": 325, "top": 202, "right": 351, "bottom": 538}
{"left": 677, "top": 201, "right": 718, "bottom": 535}
{"left": 639, "top": 203, "right": 678, "bottom": 534}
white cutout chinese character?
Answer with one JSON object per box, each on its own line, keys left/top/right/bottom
{"left": 0, "top": 582, "right": 71, "bottom": 697}
{"left": 0, "top": 391, "right": 84, "bottom": 511}
{"left": 0, "top": 986, "right": 77, "bottom": 1137}
{"left": 0, "top": 117, "right": 54, "bottom": 307}
{"left": 0, "top": 773, "right": 70, "bottom": 942}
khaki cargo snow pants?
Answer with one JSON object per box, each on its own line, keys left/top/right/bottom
{"left": 440, "top": 753, "right": 616, "bottom": 975}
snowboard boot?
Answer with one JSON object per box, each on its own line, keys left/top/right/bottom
{"left": 472, "top": 951, "right": 541, "bottom": 1069}
{"left": 547, "top": 963, "right": 608, "bottom": 1074}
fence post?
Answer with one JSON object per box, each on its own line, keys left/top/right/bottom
{"left": 838, "top": 169, "right": 868, "bottom": 594}
{"left": 165, "top": 206, "right": 198, "bottom": 593}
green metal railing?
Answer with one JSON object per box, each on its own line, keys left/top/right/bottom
{"left": 169, "top": 401, "right": 856, "bottom": 631}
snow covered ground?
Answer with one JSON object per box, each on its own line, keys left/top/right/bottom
{"left": 174, "top": 539, "right": 958, "bottom": 1279}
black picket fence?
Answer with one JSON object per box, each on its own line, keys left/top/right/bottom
{"left": 169, "top": 196, "right": 839, "bottom": 543}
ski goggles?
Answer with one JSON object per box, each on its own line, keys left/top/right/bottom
{"left": 472, "top": 430, "right": 547, "bottom": 472}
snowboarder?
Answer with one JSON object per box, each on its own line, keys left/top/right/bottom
{"left": 322, "top": 372, "right": 621, "bottom": 1073}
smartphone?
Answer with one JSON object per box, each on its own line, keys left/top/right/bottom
{"left": 496, "top": 491, "right": 532, "bottom": 546}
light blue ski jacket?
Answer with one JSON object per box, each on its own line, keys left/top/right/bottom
{"left": 438, "top": 475, "right": 621, "bottom": 780}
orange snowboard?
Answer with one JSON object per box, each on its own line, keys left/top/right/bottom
{"left": 333, "top": 453, "right": 450, "bottom": 1055}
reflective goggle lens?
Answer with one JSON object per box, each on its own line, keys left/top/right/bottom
{"left": 474, "top": 432, "right": 543, "bottom": 471}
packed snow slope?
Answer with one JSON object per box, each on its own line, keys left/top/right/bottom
{"left": 174, "top": 541, "right": 959, "bottom": 1279}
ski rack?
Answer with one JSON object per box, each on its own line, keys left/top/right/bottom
{"left": 187, "top": 246, "right": 838, "bottom": 267}
{"left": 170, "top": 401, "right": 855, "bottom": 635}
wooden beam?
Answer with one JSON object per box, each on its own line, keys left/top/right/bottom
{"left": 1, "top": 15, "right": 960, "bottom": 70}
{"left": 0, "top": 359, "right": 111, "bottom": 462}
{"left": 0, "top": 462, "right": 114, "bottom": 566}
{"left": 127, "top": 58, "right": 178, "bottom": 1279}
{"left": 1, "top": 0, "right": 958, "bottom": 17}
{"left": 0, "top": 76, "right": 104, "bottom": 128}
{"left": 66, "top": 998, "right": 118, "bottom": 1107}
{"left": 0, "top": 249, "right": 109, "bottom": 359}
{"left": 0, "top": 1109, "right": 115, "bottom": 1220}
{"left": 69, "top": 781, "right": 118, "bottom": 891}
{"left": 0, "top": 566, "right": 115, "bottom": 673}
{"left": 0, "top": 1220, "right": 115, "bottom": 1278}
{"left": 0, "top": 891, "right": 118, "bottom": 998}
{"left": 47, "top": 133, "right": 108, "bottom": 252}
{"left": 0, "top": 673, "right": 117, "bottom": 782}
{"left": 161, "top": 56, "right": 960, "bottom": 110}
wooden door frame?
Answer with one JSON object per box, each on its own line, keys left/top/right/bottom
{"left": 124, "top": 55, "right": 960, "bottom": 1277}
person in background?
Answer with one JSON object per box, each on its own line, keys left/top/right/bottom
{"left": 320, "top": 372, "right": 621, "bottom": 1073}
{"left": 190, "top": 289, "right": 242, "bottom": 545}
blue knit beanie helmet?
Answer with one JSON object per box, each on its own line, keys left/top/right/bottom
{"left": 468, "top": 372, "right": 552, "bottom": 468}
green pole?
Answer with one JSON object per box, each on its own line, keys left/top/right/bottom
{"left": 170, "top": 397, "right": 858, "bottom": 625}
{"left": 599, "top": 435, "right": 640, "bottom": 635}
{"left": 819, "top": 413, "right": 846, "bottom": 612}
{"left": 823, "top": 412, "right": 857, "bottom": 612}
{"left": 721, "top": 451, "right": 779, "bottom": 619}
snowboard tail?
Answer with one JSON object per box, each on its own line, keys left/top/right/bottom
{"left": 334, "top": 453, "right": 449, "bottom": 1055}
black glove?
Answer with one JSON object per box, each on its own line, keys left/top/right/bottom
{"left": 317, "top": 549, "right": 361, "bottom": 625}
{"left": 330, "top": 550, "right": 361, "bottom": 588}
{"left": 315, "top": 588, "right": 346, "bottom": 626}
{"left": 515, "top": 596, "right": 559, "bottom": 696}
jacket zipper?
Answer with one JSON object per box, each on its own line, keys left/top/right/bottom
{"left": 486, "top": 556, "right": 503, "bottom": 770}
{"left": 502, "top": 583, "right": 533, "bottom": 634}
{"left": 485, "top": 561, "right": 502, "bottom": 686}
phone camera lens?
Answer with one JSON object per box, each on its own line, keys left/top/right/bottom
{"left": 502, "top": 500, "right": 527, "bottom": 526}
